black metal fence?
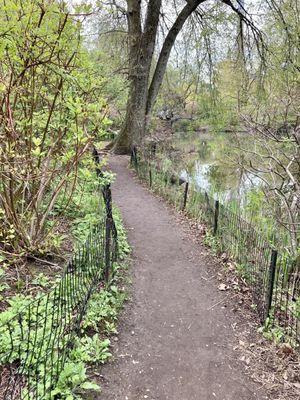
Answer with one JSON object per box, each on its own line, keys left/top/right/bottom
{"left": 0, "top": 153, "right": 118, "bottom": 399}
{"left": 131, "top": 146, "right": 299, "bottom": 348}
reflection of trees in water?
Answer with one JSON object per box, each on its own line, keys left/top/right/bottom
{"left": 205, "top": 165, "right": 226, "bottom": 191}
{"left": 171, "top": 133, "right": 261, "bottom": 201}
{"left": 205, "top": 164, "right": 242, "bottom": 195}
{"left": 205, "top": 163, "right": 257, "bottom": 202}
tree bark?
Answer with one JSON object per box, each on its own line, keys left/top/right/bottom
{"left": 113, "top": 0, "right": 142, "bottom": 154}
{"left": 113, "top": 0, "right": 161, "bottom": 154}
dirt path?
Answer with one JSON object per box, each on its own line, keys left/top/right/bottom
{"left": 97, "top": 155, "right": 267, "bottom": 400}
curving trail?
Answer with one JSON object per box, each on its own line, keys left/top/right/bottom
{"left": 97, "top": 155, "right": 267, "bottom": 400}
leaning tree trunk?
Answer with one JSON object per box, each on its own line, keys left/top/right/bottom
{"left": 113, "top": 0, "right": 161, "bottom": 154}
{"left": 113, "top": 0, "right": 208, "bottom": 154}
{"left": 146, "top": 0, "right": 204, "bottom": 117}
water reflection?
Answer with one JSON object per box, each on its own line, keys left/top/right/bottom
{"left": 170, "top": 132, "right": 262, "bottom": 203}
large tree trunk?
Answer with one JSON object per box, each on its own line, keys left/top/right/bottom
{"left": 114, "top": 67, "right": 149, "bottom": 154}
{"left": 113, "top": 0, "right": 161, "bottom": 154}
{"left": 113, "top": 0, "right": 247, "bottom": 154}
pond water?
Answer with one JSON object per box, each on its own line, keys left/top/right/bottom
{"left": 166, "top": 132, "right": 262, "bottom": 204}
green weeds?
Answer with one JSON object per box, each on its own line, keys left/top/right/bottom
{"left": 0, "top": 164, "right": 131, "bottom": 399}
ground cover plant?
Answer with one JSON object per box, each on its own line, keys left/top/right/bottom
{"left": 0, "top": 163, "right": 130, "bottom": 398}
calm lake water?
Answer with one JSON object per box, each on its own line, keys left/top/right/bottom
{"left": 166, "top": 132, "right": 262, "bottom": 203}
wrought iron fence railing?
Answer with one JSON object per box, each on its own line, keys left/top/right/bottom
{"left": 131, "top": 146, "right": 299, "bottom": 348}
{"left": 0, "top": 151, "right": 118, "bottom": 399}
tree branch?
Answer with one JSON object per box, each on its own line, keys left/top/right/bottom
{"left": 146, "top": 0, "right": 206, "bottom": 115}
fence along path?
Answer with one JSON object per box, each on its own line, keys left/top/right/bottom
{"left": 132, "top": 145, "right": 299, "bottom": 347}
{"left": 0, "top": 150, "right": 118, "bottom": 400}
{"left": 98, "top": 155, "right": 267, "bottom": 400}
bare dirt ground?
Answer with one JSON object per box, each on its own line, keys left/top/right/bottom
{"left": 95, "top": 155, "right": 297, "bottom": 400}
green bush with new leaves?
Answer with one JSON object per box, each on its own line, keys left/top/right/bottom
{"left": 0, "top": 0, "right": 110, "bottom": 254}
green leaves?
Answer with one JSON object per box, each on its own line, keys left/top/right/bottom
{"left": 0, "top": 195, "right": 129, "bottom": 398}
{"left": 80, "top": 381, "right": 101, "bottom": 390}
{"left": 71, "top": 335, "right": 112, "bottom": 365}
{"left": 0, "top": 0, "right": 111, "bottom": 253}
{"left": 51, "top": 361, "right": 100, "bottom": 399}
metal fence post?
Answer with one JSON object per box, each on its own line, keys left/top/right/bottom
{"left": 132, "top": 145, "right": 138, "bottom": 170}
{"left": 266, "top": 249, "right": 278, "bottom": 320}
{"left": 149, "top": 165, "right": 152, "bottom": 187}
{"left": 105, "top": 216, "right": 112, "bottom": 282}
{"left": 130, "top": 149, "right": 134, "bottom": 166}
{"left": 213, "top": 200, "right": 219, "bottom": 235}
{"left": 182, "top": 182, "right": 189, "bottom": 210}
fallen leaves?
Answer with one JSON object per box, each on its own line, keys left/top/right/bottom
{"left": 218, "top": 283, "right": 229, "bottom": 291}
{"left": 235, "top": 331, "right": 300, "bottom": 399}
